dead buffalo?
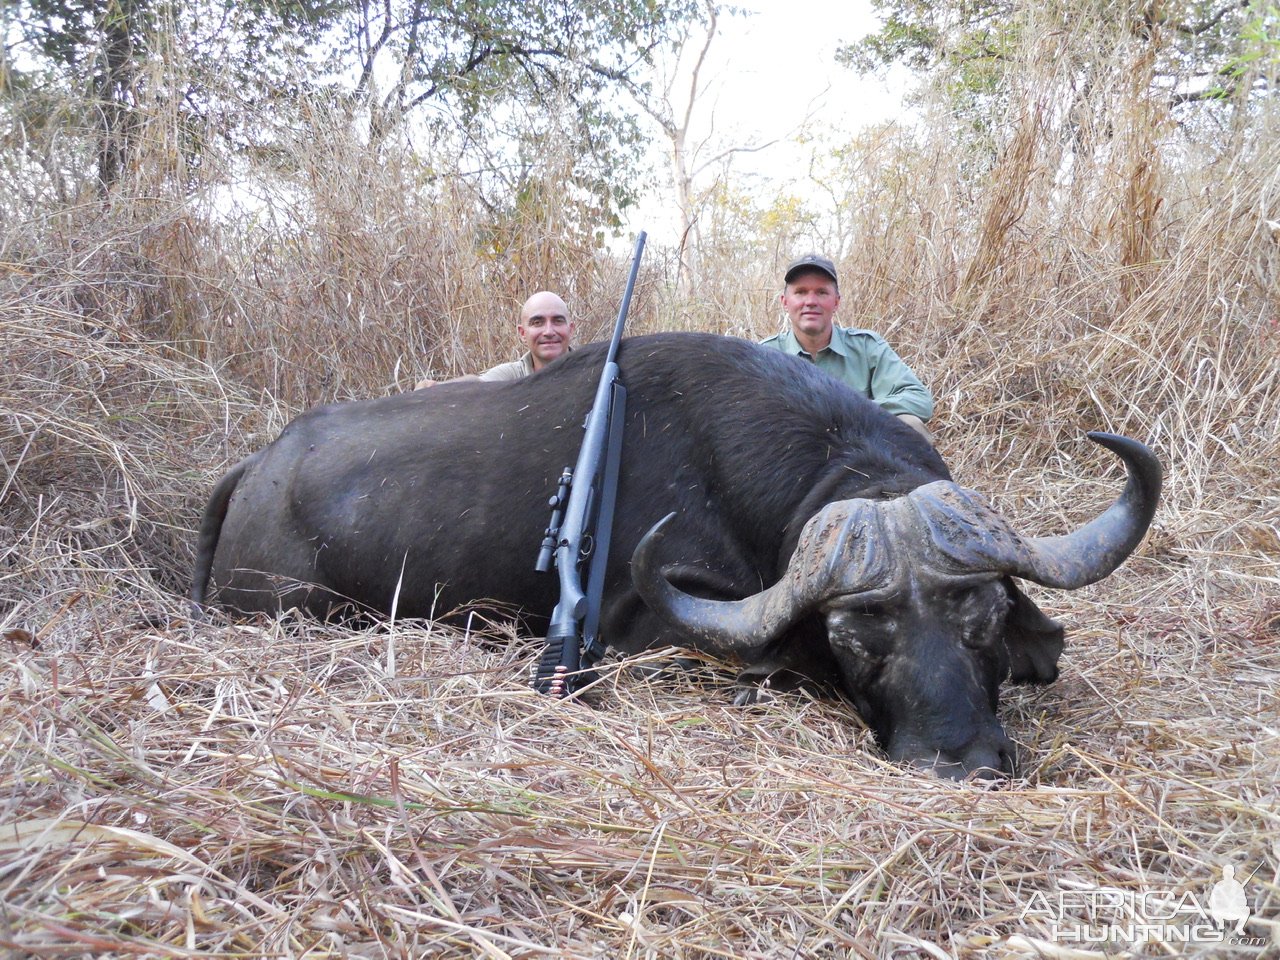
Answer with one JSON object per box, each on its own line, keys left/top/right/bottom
{"left": 193, "top": 332, "right": 1161, "bottom": 778}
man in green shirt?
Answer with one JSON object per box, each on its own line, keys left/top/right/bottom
{"left": 760, "top": 254, "right": 933, "bottom": 439}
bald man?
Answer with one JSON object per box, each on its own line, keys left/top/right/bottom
{"left": 416, "top": 291, "right": 574, "bottom": 389}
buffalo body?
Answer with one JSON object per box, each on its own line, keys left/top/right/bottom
{"left": 194, "top": 332, "right": 1160, "bottom": 778}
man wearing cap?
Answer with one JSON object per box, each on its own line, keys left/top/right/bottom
{"left": 416, "top": 291, "right": 573, "bottom": 388}
{"left": 761, "top": 254, "right": 933, "bottom": 439}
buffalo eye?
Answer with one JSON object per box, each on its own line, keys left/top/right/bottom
{"left": 953, "top": 582, "right": 1011, "bottom": 649}
{"left": 826, "top": 603, "right": 897, "bottom": 659}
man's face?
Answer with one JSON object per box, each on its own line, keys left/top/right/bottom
{"left": 517, "top": 293, "right": 573, "bottom": 369}
{"left": 780, "top": 270, "right": 841, "bottom": 346}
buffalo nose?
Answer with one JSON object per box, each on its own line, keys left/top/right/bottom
{"left": 896, "top": 734, "right": 1017, "bottom": 782}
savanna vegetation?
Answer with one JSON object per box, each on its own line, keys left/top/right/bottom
{"left": 1, "top": 1, "right": 1277, "bottom": 956}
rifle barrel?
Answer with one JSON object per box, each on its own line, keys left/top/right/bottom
{"left": 606, "top": 231, "right": 646, "bottom": 364}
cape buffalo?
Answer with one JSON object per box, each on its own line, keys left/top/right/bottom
{"left": 192, "top": 332, "right": 1161, "bottom": 779}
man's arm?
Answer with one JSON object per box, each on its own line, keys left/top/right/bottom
{"left": 416, "top": 356, "right": 528, "bottom": 389}
{"left": 415, "top": 374, "right": 479, "bottom": 390}
{"left": 475, "top": 358, "right": 529, "bottom": 382}
{"left": 863, "top": 333, "right": 934, "bottom": 422}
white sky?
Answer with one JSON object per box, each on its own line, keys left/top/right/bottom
{"left": 626, "top": 0, "right": 912, "bottom": 245}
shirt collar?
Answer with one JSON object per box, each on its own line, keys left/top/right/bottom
{"left": 781, "top": 325, "right": 848, "bottom": 358}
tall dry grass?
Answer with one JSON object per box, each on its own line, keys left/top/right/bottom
{"left": 2, "top": 6, "right": 1278, "bottom": 957}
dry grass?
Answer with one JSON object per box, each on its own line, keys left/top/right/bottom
{"left": 3, "top": 248, "right": 1277, "bottom": 959}
{"left": 1, "top": 561, "right": 1277, "bottom": 957}
{"left": 3, "top": 8, "right": 1280, "bottom": 955}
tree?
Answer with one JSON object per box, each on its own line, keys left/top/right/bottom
{"left": 1, "top": 0, "right": 702, "bottom": 215}
{"left": 840, "top": 1, "right": 1280, "bottom": 114}
{"left": 624, "top": 1, "right": 787, "bottom": 292}
{"left": 338, "top": 0, "right": 690, "bottom": 229}
{"left": 1, "top": 0, "right": 341, "bottom": 194}
{"left": 3, "top": 0, "right": 156, "bottom": 191}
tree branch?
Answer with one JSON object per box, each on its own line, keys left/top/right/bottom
{"left": 1171, "top": 1, "right": 1249, "bottom": 37}
{"left": 351, "top": 0, "right": 396, "bottom": 106}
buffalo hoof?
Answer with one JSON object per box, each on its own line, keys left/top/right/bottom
{"left": 628, "top": 655, "right": 702, "bottom": 683}
{"left": 732, "top": 683, "right": 776, "bottom": 707}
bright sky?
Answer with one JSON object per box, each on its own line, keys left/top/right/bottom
{"left": 627, "top": 0, "right": 912, "bottom": 245}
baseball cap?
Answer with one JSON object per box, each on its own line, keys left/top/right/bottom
{"left": 783, "top": 253, "right": 838, "bottom": 285}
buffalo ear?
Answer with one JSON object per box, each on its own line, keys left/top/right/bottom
{"left": 1003, "top": 580, "right": 1065, "bottom": 684}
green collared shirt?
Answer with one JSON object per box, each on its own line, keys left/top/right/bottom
{"left": 760, "top": 326, "right": 933, "bottom": 420}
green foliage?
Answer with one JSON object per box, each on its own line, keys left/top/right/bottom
{"left": 841, "top": 1, "right": 1278, "bottom": 112}
{"left": 4, "top": 0, "right": 155, "bottom": 188}
{"left": 0, "top": 0, "right": 701, "bottom": 218}
{"left": 323, "top": 0, "right": 701, "bottom": 223}
{"left": 1, "top": 0, "right": 339, "bottom": 192}
{"left": 1215, "top": 3, "right": 1280, "bottom": 92}
{"left": 838, "top": 1, "right": 1014, "bottom": 74}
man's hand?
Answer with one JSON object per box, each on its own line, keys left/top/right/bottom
{"left": 897, "top": 414, "right": 932, "bottom": 443}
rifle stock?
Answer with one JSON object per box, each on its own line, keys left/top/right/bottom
{"left": 533, "top": 232, "right": 646, "bottom": 696}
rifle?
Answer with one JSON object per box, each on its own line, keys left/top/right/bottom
{"left": 533, "top": 232, "right": 647, "bottom": 697}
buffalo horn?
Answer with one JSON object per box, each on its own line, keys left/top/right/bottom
{"left": 1015, "top": 432, "right": 1162, "bottom": 589}
{"left": 631, "top": 513, "right": 804, "bottom": 655}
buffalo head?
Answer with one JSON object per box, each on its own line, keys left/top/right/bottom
{"left": 632, "top": 433, "right": 1161, "bottom": 780}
